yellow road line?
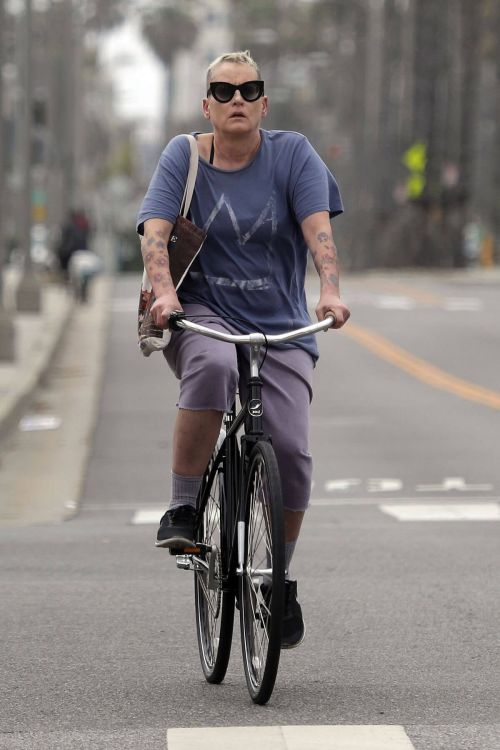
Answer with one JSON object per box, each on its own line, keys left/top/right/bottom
{"left": 344, "top": 323, "right": 500, "bottom": 410}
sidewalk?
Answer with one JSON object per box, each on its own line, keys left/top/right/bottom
{"left": 0, "top": 269, "right": 74, "bottom": 441}
{"left": 0, "top": 271, "right": 112, "bottom": 526}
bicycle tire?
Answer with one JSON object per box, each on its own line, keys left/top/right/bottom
{"left": 239, "top": 440, "right": 285, "bottom": 704}
{"left": 194, "top": 446, "right": 235, "bottom": 683}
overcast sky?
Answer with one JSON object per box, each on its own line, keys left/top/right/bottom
{"left": 98, "top": 16, "right": 167, "bottom": 141}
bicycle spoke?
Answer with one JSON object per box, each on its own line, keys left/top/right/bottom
{"left": 196, "top": 570, "right": 218, "bottom": 618}
{"left": 245, "top": 577, "right": 269, "bottom": 680}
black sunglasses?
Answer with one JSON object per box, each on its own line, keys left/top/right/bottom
{"left": 207, "top": 80, "right": 265, "bottom": 103}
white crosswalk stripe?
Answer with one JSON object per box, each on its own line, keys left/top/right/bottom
{"left": 380, "top": 502, "right": 500, "bottom": 521}
{"left": 167, "top": 725, "right": 416, "bottom": 750}
{"left": 132, "top": 508, "right": 163, "bottom": 524}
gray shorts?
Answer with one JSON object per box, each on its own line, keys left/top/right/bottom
{"left": 164, "top": 304, "right": 315, "bottom": 512}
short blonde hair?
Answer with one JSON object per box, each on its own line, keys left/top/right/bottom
{"left": 206, "top": 50, "right": 261, "bottom": 89}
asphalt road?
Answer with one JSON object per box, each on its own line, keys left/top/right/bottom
{"left": 1, "top": 271, "right": 499, "bottom": 749}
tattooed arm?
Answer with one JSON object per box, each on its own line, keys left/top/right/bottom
{"left": 142, "top": 218, "right": 182, "bottom": 328}
{"left": 300, "top": 211, "right": 350, "bottom": 329}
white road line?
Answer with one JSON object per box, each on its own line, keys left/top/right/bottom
{"left": 132, "top": 509, "right": 162, "bottom": 525}
{"left": 375, "top": 295, "right": 416, "bottom": 310}
{"left": 324, "top": 478, "right": 495, "bottom": 495}
{"left": 367, "top": 478, "right": 403, "bottom": 493}
{"left": 442, "top": 297, "right": 483, "bottom": 311}
{"left": 416, "top": 477, "right": 493, "bottom": 492}
{"left": 380, "top": 503, "right": 500, "bottom": 521}
{"left": 167, "top": 725, "right": 415, "bottom": 750}
{"left": 309, "top": 496, "right": 498, "bottom": 506}
{"left": 325, "top": 479, "right": 362, "bottom": 492}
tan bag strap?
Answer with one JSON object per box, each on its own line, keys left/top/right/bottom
{"left": 141, "top": 134, "right": 199, "bottom": 294}
{"left": 179, "top": 134, "right": 199, "bottom": 218}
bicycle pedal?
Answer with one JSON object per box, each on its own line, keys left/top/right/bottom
{"left": 168, "top": 544, "right": 201, "bottom": 556}
{"left": 175, "top": 555, "right": 192, "bottom": 570}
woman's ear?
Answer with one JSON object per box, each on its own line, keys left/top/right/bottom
{"left": 261, "top": 96, "right": 269, "bottom": 118}
{"left": 202, "top": 98, "right": 210, "bottom": 119}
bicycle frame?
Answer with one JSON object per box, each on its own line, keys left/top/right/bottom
{"left": 191, "top": 379, "right": 266, "bottom": 596}
{"left": 169, "top": 310, "right": 335, "bottom": 591}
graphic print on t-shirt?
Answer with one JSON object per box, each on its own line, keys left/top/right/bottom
{"left": 195, "top": 191, "right": 278, "bottom": 290}
{"left": 203, "top": 191, "right": 278, "bottom": 246}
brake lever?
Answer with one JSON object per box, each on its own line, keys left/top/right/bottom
{"left": 168, "top": 309, "right": 186, "bottom": 331}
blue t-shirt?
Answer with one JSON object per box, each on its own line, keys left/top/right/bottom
{"left": 137, "top": 129, "right": 343, "bottom": 360}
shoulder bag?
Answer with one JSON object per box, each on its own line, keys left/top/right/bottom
{"left": 138, "top": 134, "right": 206, "bottom": 357}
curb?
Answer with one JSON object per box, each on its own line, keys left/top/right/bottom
{"left": 60, "top": 274, "right": 113, "bottom": 521}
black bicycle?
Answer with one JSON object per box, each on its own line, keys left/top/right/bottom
{"left": 168, "top": 310, "right": 334, "bottom": 704}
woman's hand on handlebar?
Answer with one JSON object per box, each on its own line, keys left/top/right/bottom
{"left": 316, "top": 293, "right": 351, "bottom": 329}
{"left": 150, "top": 293, "right": 183, "bottom": 328}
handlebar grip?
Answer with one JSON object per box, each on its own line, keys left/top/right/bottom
{"left": 326, "top": 312, "right": 337, "bottom": 327}
{"left": 168, "top": 310, "right": 186, "bottom": 331}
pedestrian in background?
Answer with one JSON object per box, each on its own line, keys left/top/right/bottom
{"left": 56, "top": 209, "right": 90, "bottom": 280}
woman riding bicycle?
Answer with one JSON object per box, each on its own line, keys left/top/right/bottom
{"left": 136, "top": 50, "right": 350, "bottom": 649}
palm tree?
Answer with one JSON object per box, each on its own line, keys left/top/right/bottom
{"left": 140, "top": 2, "right": 199, "bottom": 136}
{"left": 140, "top": 4, "right": 198, "bottom": 68}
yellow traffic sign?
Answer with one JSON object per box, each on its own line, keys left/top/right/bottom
{"left": 403, "top": 142, "right": 427, "bottom": 173}
{"left": 406, "top": 173, "right": 426, "bottom": 199}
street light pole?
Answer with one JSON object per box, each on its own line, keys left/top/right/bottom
{"left": 16, "top": 0, "right": 41, "bottom": 313}
{"left": 0, "top": 0, "right": 16, "bottom": 359}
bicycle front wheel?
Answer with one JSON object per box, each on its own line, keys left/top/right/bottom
{"left": 239, "top": 440, "right": 285, "bottom": 704}
{"left": 194, "top": 448, "right": 235, "bottom": 683}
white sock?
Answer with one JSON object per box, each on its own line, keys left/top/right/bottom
{"left": 169, "top": 472, "right": 203, "bottom": 511}
{"left": 285, "top": 540, "right": 297, "bottom": 581}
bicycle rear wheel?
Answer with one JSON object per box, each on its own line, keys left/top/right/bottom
{"left": 239, "top": 440, "right": 285, "bottom": 704}
{"left": 194, "top": 447, "right": 235, "bottom": 683}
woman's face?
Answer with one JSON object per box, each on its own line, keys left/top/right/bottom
{"left": 203, "top": 62, "right": 268, "bottom": 136}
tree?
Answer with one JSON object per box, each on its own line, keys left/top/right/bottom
{"left": 81, "top": 0, "right": 128, "bottom": 32}
{"left": 140, "top": 3, "right": 198, "bottom": 68}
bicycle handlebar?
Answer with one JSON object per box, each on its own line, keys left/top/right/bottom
{"left": 168, "top": 311, "right": 336, "bottom": 345}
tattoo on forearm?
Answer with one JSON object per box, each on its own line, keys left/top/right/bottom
{"left": 320, "top": 253, "right": 336, "bottom": 264}
{"left": 325, "top": 273, "right": 339, "bottom": 287}
{"left": 141, "top": 228, "right": 174, "bottom": 291}
{"left": 309, "top": 230, "right": 340, "bottom": 289}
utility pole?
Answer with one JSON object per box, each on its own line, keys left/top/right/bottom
{"left": 16, "top": 0, "right": 41, "bottom": 313}
{"left": 0, "top": 0, "right": 16, "bottom": 358}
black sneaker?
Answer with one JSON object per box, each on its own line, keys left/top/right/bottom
{"left": 281, "top": 579, "right": 305, "bottom": 649}
{"left": 155, "top": 505, "right": 196, "bottom": 549}
{"left": 259, "top": 579, "right": 305, "bottom": 649}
